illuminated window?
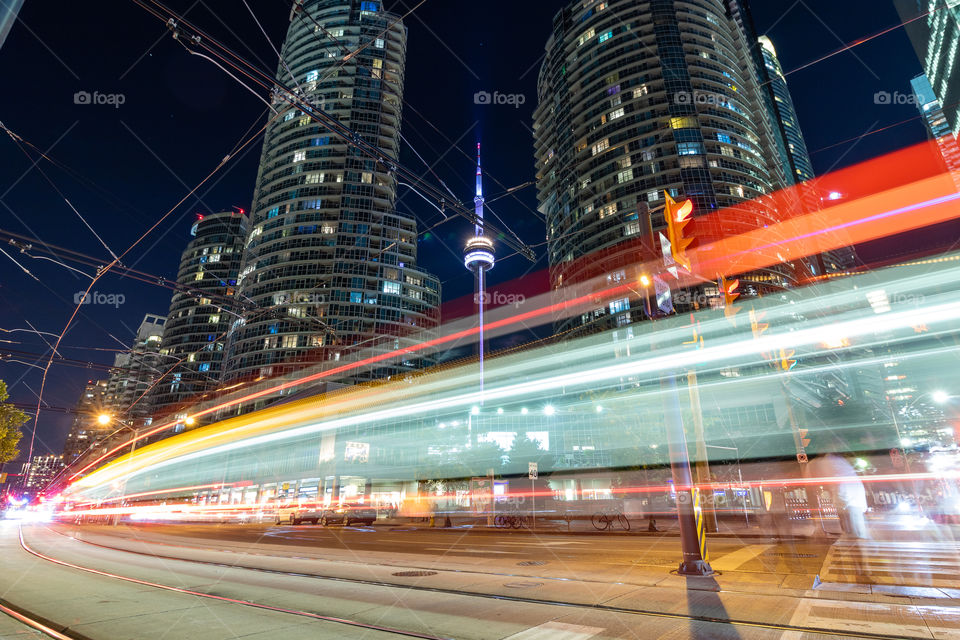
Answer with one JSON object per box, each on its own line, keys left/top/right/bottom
{"left": 208, "top": 314, "right": 220, "bottom": 323}
{"left": 293, "top": 151, "right": 306, "bottom": 162}
{"left": 281, "top": 335, "right": 298, "bottom": 348}
{"left": 361, "top": 172, "right": 373, "bottom": 184}
{"left": 375, "top": 38, "right": 384, "bottom": 48}
{"left": 670, "top": 116, "right": 697, "bottom": 129}
{"left": 598, "top": 30, "right": 613, "bottom": 43}
{"left": 616, "top": 169, "right": 634, "bottom": 183}
{"left": 609, "top": 107, "right": 625, "bottom": 120}
{"left": 591, "top": 138, "right": 609, "bottom": 156}
{"left": 306, "top": 70, "right": 319, "bottom": 82}
{"left": 382, "top": 281, "right": 401, "bottom": 295}
{"left": 599, "top": 203, "right": 617, "bottom": 218}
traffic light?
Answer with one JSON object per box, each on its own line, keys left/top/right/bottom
{"left": 719, "top": 275, "right": 740, "bottom": 322}
{"left": 798, "top": 428, "right": 811, "bottom": 448}
{"left": 664, "top": 192, "right": 694, "bottom": 271}
{"left": 779, "top": 348, "right": 797, "bottom": 371}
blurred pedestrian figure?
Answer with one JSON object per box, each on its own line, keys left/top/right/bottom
{"left": 809, "top": 453, "right": 868, "bottom": 539}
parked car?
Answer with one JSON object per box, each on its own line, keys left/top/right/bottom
{"left": 320, "top": 503, "right": 377, "bottom": 526}
{"left": 275, "top": 504, "right": 321, "bottom": 525}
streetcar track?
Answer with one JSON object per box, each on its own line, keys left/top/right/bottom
{"left": 34, "top": 525, "right": 927, "bottom": 640}
{"left": 0, "top": 598, "right": 83, "bottom": 640}
{"left": 17, "top": 527, "right": 451, "bottom": 640}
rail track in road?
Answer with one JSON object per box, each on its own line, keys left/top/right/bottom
{"left": 16, "top": 527, "right": 451, "bottom": 640}
{"left": 0, "top": 599, "right": 78, "bottom": 640}
{"left": 23, "top": 525, "right": 935, "bottom": 640}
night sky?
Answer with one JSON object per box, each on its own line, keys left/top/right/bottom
{"left": 0, "top": 0, "right": 931, "bottom": 458}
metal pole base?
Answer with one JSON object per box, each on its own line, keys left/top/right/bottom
{"left": 677, "top": 560, "right": 715, "bottom": 576}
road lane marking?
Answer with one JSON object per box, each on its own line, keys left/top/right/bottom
{"left": 503, "top": 621, "right": 605, "bottom": 639}
{"left": 709, "top": 544, "right": 773, "bottom": 571}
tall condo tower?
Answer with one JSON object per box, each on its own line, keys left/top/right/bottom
{"left": 152, "top": 210, "right": 248, "bottom": 422}
{"left": 225, "top": 0, "right": 440, "bottom": 384}
{"left": 533, "top": 0, "right": 810, "bottom": 335}
{"left": 463, "top": 143, "right": 495, "bottom": 397}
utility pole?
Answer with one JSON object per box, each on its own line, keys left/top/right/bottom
{"left": 653, "top": 192, "right": 714, "bottom": 575}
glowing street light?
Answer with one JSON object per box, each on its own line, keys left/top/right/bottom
{"left": 639, "top": 274, "right": 651, "bottom": 287}
{"left": 97, "top": 414, "right": 111, "bottom": 426}
{"left": 543, "top": 405, "right": 556, "bottom": 416}
{"left": 933, "top": 390, "right": 950, "bottom": 404}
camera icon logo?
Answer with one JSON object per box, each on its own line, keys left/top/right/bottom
{"left": 74, "top": 91, "right": 92, "bottom": 105}
{"left": 874, "top": 91, "right": 892, "bottom": 105}
{"left": 474, "top": 91, "right": 492, "bottom": 105}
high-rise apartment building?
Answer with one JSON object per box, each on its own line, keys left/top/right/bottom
{"left": 757, "top": 36, "right": 814, "bottom": 183}
{"left": 911, "top": 73, "right": 960, "bottom": 180}
{"left": 152, "top": 211, "right": 248, "bottom": 421}
{"left": 224, "top": 0, "right": 440, "bottom": 383}
{"left": 533, "top": 0, "right": 809, "bottom": 333}
{"left": 62, "top": 379, "right": 111, "bottom": 463}
{"left": 21, "top": 454, "right": 64, "bottom": 498}
{"left": 896, "top": 0, "right": 960, "bottom": 139}
{"left": 105, "top": 314, "right": 166, "bottom": 426}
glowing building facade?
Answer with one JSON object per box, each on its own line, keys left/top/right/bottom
{"left": 225, "top": 0, "right": 440, "bottom": 384}
{"left": 152, "top": 211, "right": 248, "bottom": 422}
{"left": 534, "top": 0, "right": 811, "bottom": 334}
{"left": 897, "top": 0, "right": 960, "bottom": 139}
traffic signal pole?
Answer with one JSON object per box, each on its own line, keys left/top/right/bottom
{"left": 657, "top": 192, "right": 713, "bottom": 576}
{"left": 688, "top": 369, "right": 718, "bottom": 532}
{"left": 662, "top": 371, "right": 714, "bottom": 575}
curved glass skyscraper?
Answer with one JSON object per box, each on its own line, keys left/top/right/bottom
{"left": 534, "top": 0, "right": 807, "bottom": 333}
{"left": 153, "top": 211, "right": 248, "bottom": 421}
{"left": 225, "top": 0, "right": 440, "bottom": 383}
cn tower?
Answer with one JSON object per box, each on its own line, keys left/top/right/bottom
{"left": 463, "top": 143, "right": 495, "bottom": 399}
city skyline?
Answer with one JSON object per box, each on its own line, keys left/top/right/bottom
{"left": 0, "top": 0, "right": 938, "bottom": 459}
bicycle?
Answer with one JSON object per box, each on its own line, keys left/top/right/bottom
{"left": 592, "top": 509, "right": 630, "bottom": 531}
{"left": 495, "top": 514, "right": 529, "bottom": 529}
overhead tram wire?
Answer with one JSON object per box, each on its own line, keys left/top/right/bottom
{"left": 0, "top": 229, "right": 248, "bottom": 314}
{"left": 782, "top": 3, "right": 949, "bottom": 79}
{"left": 133, "top": 0, "right": 535, "bottom": 262}
{"left": 0, "top": 124, "right": 122, "bottom": 263}
{"left": 27, "top": 102, "right": 272, "bottom": 467}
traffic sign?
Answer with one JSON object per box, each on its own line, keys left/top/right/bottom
{"left": 528, "top": 462, "right": 538, "bottom": 479}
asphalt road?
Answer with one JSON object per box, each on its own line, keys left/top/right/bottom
{"left": 2, "top": 521, "right": 958, "bottom": 639}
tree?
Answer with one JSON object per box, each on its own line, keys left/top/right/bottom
{"left": 0, "top": 381, "right": 28, "bottom": 464}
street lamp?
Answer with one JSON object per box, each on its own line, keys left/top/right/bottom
{"left": 97, "top": 413, "right": 111, "bottom": 426}
{"left": 933, "top": 390, "right": 950, "bottom": 404}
